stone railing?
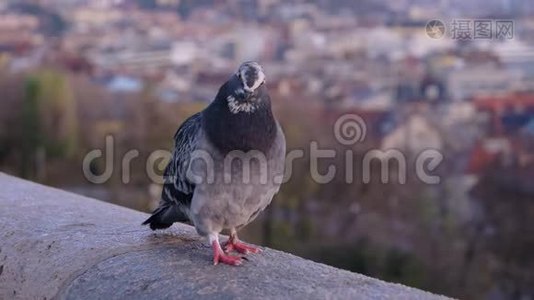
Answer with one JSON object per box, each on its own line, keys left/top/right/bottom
{"left": 0, "top": 173, "right": 449, "bottom": 299}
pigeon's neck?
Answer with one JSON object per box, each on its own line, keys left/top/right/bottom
{"left": 203, "top": 96, "right": 277, "bottom": 154}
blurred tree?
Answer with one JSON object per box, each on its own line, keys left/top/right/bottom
{"left": 471, "top": 160, "right": 534, "bottom": 299}
{"left": 0, "top": 71, "right": 24, "bottom": 169}
{"left": 34, "top": 70, "right": 79, "bottom": 159}
{"left": 19, "top": 70, "right": 79, "bottom": 179}
{"left": 20, "top": 78, "right": 42, "bottom": 179}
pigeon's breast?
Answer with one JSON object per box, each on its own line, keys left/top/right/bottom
{"left": 188, "top": 125, "right": 285, "bottom": 234}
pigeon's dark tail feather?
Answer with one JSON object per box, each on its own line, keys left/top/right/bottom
{"left": 142, "top": 202, "right": 190, "bottom": 230}
{"left": 142, "top": 208, "right": 173, "bottom": 230}
{"left": 143, "top": 178, "right": 193, "bottom": 230}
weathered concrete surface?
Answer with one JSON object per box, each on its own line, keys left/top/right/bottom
{"left": 0, "top": 173, "right": 451, "bottom": 299}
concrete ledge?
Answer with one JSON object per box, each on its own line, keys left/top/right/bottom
{"left": 0, "top": 173, "right": 449, "bottom": 299}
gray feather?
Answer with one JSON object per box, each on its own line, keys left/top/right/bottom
{"left": 165, "top": 112, "right": 202, "bottom": 195}
{"left": 188, "top": 123, "right": 285, "bottom": 236}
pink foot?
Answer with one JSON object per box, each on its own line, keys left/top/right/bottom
{"left": 223, "top": 238, "right": 262, "bottom": 254}
{"left": 212, "top": 241, "right": 243, "bottom": 266}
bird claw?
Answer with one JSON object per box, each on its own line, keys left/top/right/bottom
{"left": 212, "top": 240, "right": 243, "bottom": 266}
{"left": 211, "top": 236, "right": 260, "bottom": 266}
{"left": 223, "top": 239, "right": 262, "bottom": 254}
{"left": 213, "top": 253, "right": 243, "bottom": 266}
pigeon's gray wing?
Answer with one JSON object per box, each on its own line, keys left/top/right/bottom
{"left": 142, "top": 112, "right": 202, "bottom": 229}
{"left": 164, "top": 112, "right": 202, "bottom": 194}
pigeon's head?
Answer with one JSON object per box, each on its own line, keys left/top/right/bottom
{"left": 224, "top": 61, "right": 267, "bottom": 114}
{"left": 236, "top": 61, "right": 265, "bottom": 93}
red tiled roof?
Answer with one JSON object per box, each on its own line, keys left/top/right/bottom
{"left": 466, "top": 142, "right": 499, "bottom": 174}
{"left": 473, "top": 94, "right": 534, "bottom": 111}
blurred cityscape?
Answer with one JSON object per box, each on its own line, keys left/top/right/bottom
{"left": 1, "top": 0, "right": 534, "bottom": 299}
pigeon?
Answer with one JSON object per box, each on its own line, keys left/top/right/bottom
{"left": 143, "top": 62, "right": 286, "bottom": 266}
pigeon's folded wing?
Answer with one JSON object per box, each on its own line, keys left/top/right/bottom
{"left": 163, "top": 112, "right": 202, "bottom": 196}
{"left": 143, "top": 113, "right": 202, "bottom": 227}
